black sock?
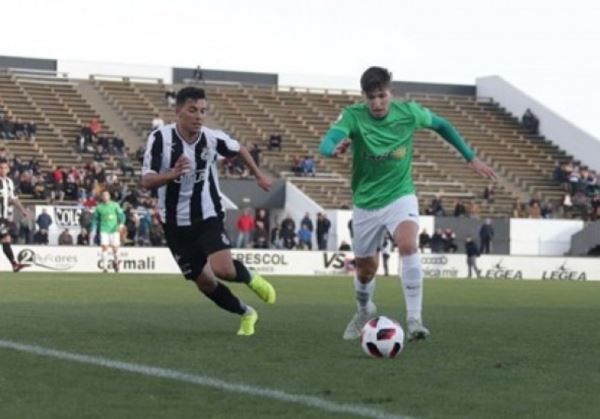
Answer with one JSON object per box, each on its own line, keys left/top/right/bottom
{"left": 232, "top": 260, "right": 252, "bottom": 284}
{"left": 2, "top": 243, "right": 15, "bottom": 265}
{"left": 204, "top": 283, "right": 247, "bottom": 315}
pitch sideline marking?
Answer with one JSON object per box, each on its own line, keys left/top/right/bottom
{"left": 0, "top": 339, "right": 414, "bottom": 419}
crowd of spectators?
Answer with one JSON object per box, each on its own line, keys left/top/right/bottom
{"left": 552, "top": 162, "right": 600, "bottom": 220}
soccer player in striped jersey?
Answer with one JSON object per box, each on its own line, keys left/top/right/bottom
{"left": 319, "top": 67, "right": 496, "bottom": 341}
{"left": 141, "top": 87, "right": 276, "bottom": 336}
{"left": 0, "top": 160, "right": 30, "bottom": 272}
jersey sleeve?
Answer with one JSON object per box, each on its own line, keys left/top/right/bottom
{"left": 142, "top": 130, "right": 164, "bottom": 175}
{"left": 330, "top": 107, "right": 355, "bottom": 136}
{"left": 407, "top": 102, "right": 433, "bottom": 130}
{"left": 215, "top": 130, "right": 240, "bottom": 158}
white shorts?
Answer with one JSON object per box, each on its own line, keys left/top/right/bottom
{"left": 100, "top": 232, "right": 121, "bottom": 247}
{"left": 352, "top": 194, "right": 419, "bottom": 258}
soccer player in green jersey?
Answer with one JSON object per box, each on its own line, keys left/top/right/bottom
{"left": 319, "top": 67, "right": 496, "bottom": 341}
{"left": 91, "top": 191, "right": 125, "bottom": 273}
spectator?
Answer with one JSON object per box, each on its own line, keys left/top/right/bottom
{"left": 58, "top": 229, "right": 74, "bottom": 245}
{"left": 135, "top": 146, "right": 145, "bottom": 164}
{"left": 297, "top": 224, "right": 312, "bottom": 250}
{"left": 33, "top": 228, "right": 49, "bottom": 245}
{"left": 36, "top": 208, "right": 53, "bottom": 232}
{"left": 18, "top": 214, "right": 33, "bottom": 244}
{"left": 250, "top": 143, "right": 262, "bottom": 168}
{"left": 479, "top": 218, "right": 494, "bottom": 254}
{"left": 465, "top": 237, "right": 481, "bottom": 279}
{"left": 165, "top": 89, "right": 176, "bottom": 107}
{"left": 252, "top": 220, "right": 269, "bottom": 249}
{"left": 77, "top": 228, "right": 90, "bottom": 246}
{"left": 280, "top": 215, "right": 296, "bottom": 249}
{"left": 316, "top": 212, "right": 331, "bottom": 250}
{"left": 483, "top": 183, "right": 495, "bottom": 203}
{"left": 430, "top": 229, "right": 445, "bottom": 253}
{"left": 381, "top": 233, "right": 392, "bottom": 277}
{"left": 522, "top": 108, "right": 539, "bottom": 135}
{"left": 149, "top": 218, "right": 165, "bottom": 246}
{"left": 255, "top": 208, "right": 269, "bottom": 235}
{"left": 79, "top": 207, "right": 94, "bottom": 233}
{"left": 270, "top": 224, "right": 282, "bottom": 249}
{"left": 112, "top": 136, "right": 125, "bottom": 156}
{"left": 339, "top": 240, "right": 352, "bottom": 251}
{"left": 528, "top": 199, "right": 542, "bottom": 219}
{"left": 193, "top": 65, "right": 204, "bottom": 82}
{"left": 93, "top": 147, "right": 105, "bottom": 163}
{"left": 290, "top": 155, "right": 304, "bottom": 175}
{"left": 568, "top": 166, "right": 581, "bottom": 194}
{"left": 25, "top": 120, "right": 36, "bottom": 142}
{"left": 443, "top": 228, "right": 458, "bottom": 253}
{"left": 89, "top": 118, "right": 102, "bottom": 139}
{"left": 14, "top": 118, "right": 26, "bottom": 139}
{"left": 302, "top": 156, "right": 316, "bottom": 177}
{"left": 151, "top": 113, "right": 164, "bottom": 131}
{"left": 119, "top": 155, "right": 135, "bottom": 177}
{"left": 236, "top": 208, "right": 255, "bottom": 248}
{"left": 300, "top": 212, "right": 313, "bottom": 233}
{"left": 426, "top": 194, "right": 446, "bottom": 216}
{"left": 419, "top": 228, "right": 431, "bottom": 252}
{"left": 561, "top": 192, "right": 573, "bottom": 216}
{"left": 268, "top": 133, "right": 282, "bottom": 151}
{"left": 541, "top": 201, "right": 554, "bottom": 219}
{"left": 467, "top": 200, "right": 480, "bottom": 219}
{"left": 453, "top": 199, "right": 466, "bottom": 217}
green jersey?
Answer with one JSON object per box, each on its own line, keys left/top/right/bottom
{"left": 92, "top": 201, "right": 124, "bottom": 233}
{"left": 331, "top": 101, "right": 433, "bottom": 209}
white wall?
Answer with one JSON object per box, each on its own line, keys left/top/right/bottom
{"left": 58, "top": 59, "right": 172, "bottom": 82}
{"left": 476, "top": 76, "right": 600, "bottom": 171}
{"left": 510, "top": 218, "right": 584, "bottom": 256}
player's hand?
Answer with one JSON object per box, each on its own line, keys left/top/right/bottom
{"left": 332, "top": 139, "right": 351, "bottom": 157}
{"left": 256, "top": 173, "right": 272, "bottom": 191}
{"left": 469, "top": 158, "right": 497, "bottom": 180}
{"left": 171, "top": 154, "right": 190, "bottom": 178}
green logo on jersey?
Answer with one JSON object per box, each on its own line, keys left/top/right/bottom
{"left": 362, "top": 146, "right": 406, "bottom": 161}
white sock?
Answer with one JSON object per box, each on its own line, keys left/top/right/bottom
{"left": 101, "top": 251, "right": 108, "bottom": 270}
{"left": 354, "top": 275, "right": 375, "bottom": 313}
{"left": 400, "top": 253, "right": 423, "bottom": 321}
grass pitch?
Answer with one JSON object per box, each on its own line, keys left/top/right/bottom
{"left": 1, "top": 273, "right": 599, "bottom": 419}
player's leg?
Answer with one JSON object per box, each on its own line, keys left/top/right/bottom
{"left": 2, "top": 226, "right": 27, "bottom": 272}
{"left": 342, "top": 208, "right": 384, "bottom": 340}
{"left": 99, "top": 232, "right": 110, "bottom": 273}
{"left": 110, "top": 232, "right": 120, "bottom": 273}
{"left": 206, "top": 218, "right": 275, "bottom": 304}
{"left": 387, "top": 195, "right": 430, "bottom": 341}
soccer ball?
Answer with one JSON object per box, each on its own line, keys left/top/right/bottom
{"left": 360, "top": 316, "right": 405, "bottom": 358}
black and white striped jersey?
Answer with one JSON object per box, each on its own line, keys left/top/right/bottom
{"left": 0, "top": 176, "right": 16, "bottom": 220}
{"left": 142, "top": 123, "right": 240, "bottom": 226}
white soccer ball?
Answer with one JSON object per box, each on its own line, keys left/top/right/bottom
{"left": 360, "top": 316, "right": 405, "bottom": 359}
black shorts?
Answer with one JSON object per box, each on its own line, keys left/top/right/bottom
{"left": 163, "top": 217, "right": 231, "bottom": 280}
{"left": 0, "top": 218, "right": 10, "bottom": 239}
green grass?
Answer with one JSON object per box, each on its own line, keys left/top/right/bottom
{"left": 1, "top": 273, "right": 600, "bottom": 419}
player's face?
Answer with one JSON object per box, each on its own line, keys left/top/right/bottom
{"left": 101, "top": 192, "right": 110, "bottom": 202}
{"left": 364, "top": 87, "right": 391, "bottom": 118}
{"left": 177, "top": 98, "right": 207, "bottom": 136}
{"left": 0, "top": 163, "right": 8, "bottom": 178}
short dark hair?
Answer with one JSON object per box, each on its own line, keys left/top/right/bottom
{"left": 360, "top": 66, "right": 392, "bottom": 93}
{"left": 176, "top": 86, "right": 206, "bottom": 106}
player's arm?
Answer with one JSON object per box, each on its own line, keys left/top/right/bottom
{"left": 319, "top": 109, "right": 354, "bottom": 157}
{"left": 428, "top": 113, "right": 497, "bottom": 180}
{"left": 215, "top": 131, "right": 272, "bottom": 192}
{"left": 9, "top": 196, "right": 29, "bottom": 217}
{"left": 140, "top": 131, "right": 189, "bottom": 189}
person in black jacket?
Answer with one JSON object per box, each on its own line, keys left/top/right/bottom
{"left": 316, "top": 212, "right": 331, "bottom": 250}
{"left": 479, "top": 218, "right": 494, "bottom": 254}
{"left": 465, "top": 236, "right": 481, "bottom": 278}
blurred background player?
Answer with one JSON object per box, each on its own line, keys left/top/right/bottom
{"left": 0, "top": 160, "right": 30, "bottom": 272}
{"left": 319, "top": 66, "right": 496, "bottom": 341}
{"left": 141, "top": 86, "right": 275, "bottom": 336}
{"left": 91, "top": 190, "right": 125, "bottom": 273}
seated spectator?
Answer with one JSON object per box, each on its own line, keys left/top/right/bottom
{"left": 443, "top": 228, "right": 458, "bottom": 253}
{"left": 119, "top": 155, "right": 135, "bottom": 177}
{"left": 135, "top": 146, "right": 145, "bottom": 163}
{"left": 302, "top": 156, "right": 316, "bottom": 177}
{"left": 430, "top": 229, "right": 445, "bottom": 253}
{"left": 522, "top": 108, "right": 539, "bottom": 135}
{"left": 14, "top": 118, "right": 26, "bottom": 139}
{"left": 483, "top": 184, "right": 495, "bottom": 203}
{"left": 112, "top": 136, "right": 125, "bottom": 156}
{"left": 3, "top": 117, "right": 15, "bottom": 139}
{"left": 75, "top": 133, "right": 87, "bottom": 153}
{"left": 568, "top": 166, "right": 582, "bottom": 194}
{"left": 25, "top": 120, "right": 36, "bottom": 142}
{"left": 89, "top": 118, "right": 102, "bottom": 139}
{"left": 528, "top": 199, "right": 542, "bottom": 218}
{"left": 419, "top": 228, "right": 431, "bottom": 252}
{"left": 268, "top": 133, "right": 282, "bottom": 151}
{"left": 80, "top": 124, "right": 93, "bottom": 143}
{"left": 77, "top": 228, "right": 90, "bottom": 246}
{"left": 467, "top": 200, "right": 480, "bottom": 219}
{"left": 541, "top": 201, "right": 554, "bottom": 219}
{"left": 58, "top": 228, "right": 74, "bottom": 245}
{"left": 291, "top": 155, "right": 304, "bottom": 175}
{"left": 0, "top": 116, "right": 8, "bottom": 139}
{"left": 18, "top": 171, "right": 34, "bottom": 194}
{"left": 93, "top": 147, "right": 105, "bottom": 163}
{"left": 426, "top": 194, "right": 446, "bottom": 216}
{"left": 28, "top": 156, "right": 41, "bottom": 175}
{"left": 250, "top": 143, "right": 261, "bottom": 167}
{"left": 33, "top": 228, "right": 49, "bottom": 245}
{"left": 151, "top": 114, "right": 164, "bottom": 131}
{"left": 453, "top": 200, "right": 466, "bottom": 217}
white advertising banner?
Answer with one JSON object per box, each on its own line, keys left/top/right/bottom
{"left": 1, "top": 247, "right": 599, "bottom": 280}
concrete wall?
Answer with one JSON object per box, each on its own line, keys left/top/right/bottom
{"left": 173, "top": 67, "right": 278, "bottom": 85}
{"left": 392, "top": 81, "right": 475, "bottom": 97}
{"left": 0, "top": 55, "right": 57, "bottom": 72}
